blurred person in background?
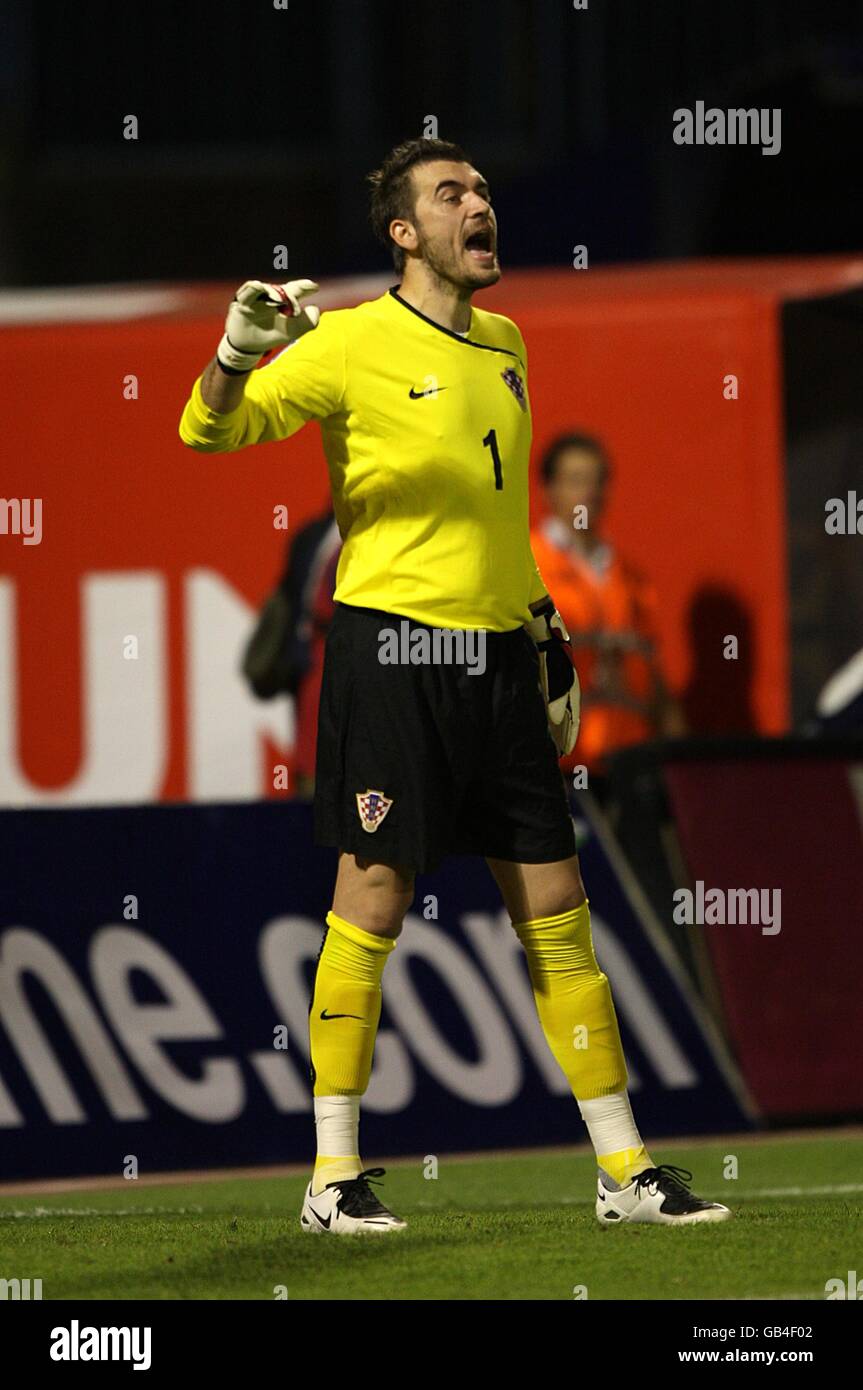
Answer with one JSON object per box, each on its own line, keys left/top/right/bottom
{"left": 531, "top": 433, "right": 685, "bottom": 792}
{"left": 242, "top": 510, "right": 341, "bottom": 798}
{"left": 293, "top": 519, "right": 342, "bottom": 797}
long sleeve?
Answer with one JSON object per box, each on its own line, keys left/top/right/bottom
{"left": 178, "top": 310, "right": 347, "bottom": 453}
{"left": 514, "top": 326, "right": 548, "bottom": 613}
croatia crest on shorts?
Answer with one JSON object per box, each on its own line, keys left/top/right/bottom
{"left": 356, "top": 788, "right": 393, "bottom": 833}
{"left": 501, "top": 367, "right": 527, "bottom": 411}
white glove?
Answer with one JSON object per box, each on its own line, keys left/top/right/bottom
{"left": 217, "top": 278, "right": 321, "bottom": 373}
{"left": 525, "top": 597, "right": 581, "bottom": 756}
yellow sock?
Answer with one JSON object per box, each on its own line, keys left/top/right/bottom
{"left": 579, "top": 1092, "right": 653, "bottom": 1184}
{"left": 308, "top": 913, "right": 395, "bottom": 1196}
{"left": 513, "top": 902, "right": 628, "bottom": 1099}
{"left": 309, "top": 911, "right": 395, "bottom": 1095}
{"left": 312, "top": 1153, "right": 362, "bottom": 1197}
{"left": 597, "top": 1144, "right": 654, "bottom": 1187}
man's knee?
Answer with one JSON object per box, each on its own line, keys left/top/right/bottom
{"left": 551, "top": 883, "right": 588, "bottom": 919}
{"left": 333, "top": 853, "right": 415, "bottom": 939}
{"left": 357, "top": 860, "right": 414, "bottom": 938}
{"left": 541, "top": 856, "right": 587, "bottom": 919}
{"left": 491, "top": 853, "right": 587, "bottom": 924}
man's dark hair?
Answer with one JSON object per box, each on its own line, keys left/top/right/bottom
{"left": 367, "top": 137, "right": 472, "bottom": 274}
{"left": 539, "top": 432, "right": 612, "bottom": 487}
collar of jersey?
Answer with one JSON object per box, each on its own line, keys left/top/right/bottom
{"left": 387, "top": 286, "right": 520, "bottom": 360}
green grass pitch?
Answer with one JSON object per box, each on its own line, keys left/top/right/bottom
{"left": 1, "top": 1132, "right": 860, "bottom": 1300}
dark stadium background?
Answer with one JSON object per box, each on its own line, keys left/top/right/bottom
{"left": 2, "top": 0, "right": 863, "bottom": 285}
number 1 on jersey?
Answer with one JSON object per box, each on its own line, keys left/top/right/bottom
{"left": 483, "top": 428, "right": 503, "bottom": 490}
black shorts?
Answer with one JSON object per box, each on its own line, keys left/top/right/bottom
{"left": 313, "top": 602, "right": 577, "bottom": 874}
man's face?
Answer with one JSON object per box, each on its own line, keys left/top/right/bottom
{"left": 397, "top": 159, "right": 500, "bottom": 289}
{"left": 546, "top": 447, "right": 608, "bottom": 528}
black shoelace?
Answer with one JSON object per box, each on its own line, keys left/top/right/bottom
{"left": 333, "top": 1167, "right": 390, "bottom": 1217}
{"left": 633, "top": 1163, "right": 694, "bottom": 1196}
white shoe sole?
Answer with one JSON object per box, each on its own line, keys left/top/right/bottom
{"left": 300, "top": 1213, "right": 405, "bottom": 1235}
{"left": 597, "top": 1204, "right": 732, "bottom": 1226}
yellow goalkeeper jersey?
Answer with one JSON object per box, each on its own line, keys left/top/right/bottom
{"left": 179, "top": 287, "right": 548, "bottom": 630}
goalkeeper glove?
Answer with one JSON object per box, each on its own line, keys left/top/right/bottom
{"left": 217, "top": 278, "right": 321, "bottom": 374}
{"left": 526, "top": 596, "right": 581, "bottom": 756}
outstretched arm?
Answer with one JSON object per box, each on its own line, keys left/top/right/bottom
{"left": 178, "top": 278, "right": 345, "bottom": 453}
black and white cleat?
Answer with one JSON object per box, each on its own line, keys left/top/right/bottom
{"left": 300, "top": 1167, "right": 407, "bottom": 1235}
{"left": 596, "top": 1164, "right": 733, "bottom": 1226}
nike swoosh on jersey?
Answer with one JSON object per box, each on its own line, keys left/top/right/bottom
{"left": 408, "top": 386, "right": 448, "bottom": 398}
{"left": 320, "top": 1008, "right": 364, "bottom": 1021}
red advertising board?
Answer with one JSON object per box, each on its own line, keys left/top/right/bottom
{"left": 2, "top": 259, "right": 861, "bottom": 805}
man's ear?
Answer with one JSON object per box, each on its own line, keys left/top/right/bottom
{"left": 390, "top": 217, "right": 418, "bottom": 258}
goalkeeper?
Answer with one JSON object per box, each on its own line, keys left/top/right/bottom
{"left": 179, "top": 137, "right": 730, "bottom": 1235}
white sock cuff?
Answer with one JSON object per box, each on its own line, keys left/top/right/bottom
{"left": 578, "top": 1091, "right": 642, "bottom": 1155}
{"left": 314, "top": 1095, "right": 360, "bottom": 1156}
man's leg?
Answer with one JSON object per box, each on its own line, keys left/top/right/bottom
{"left": 487, "top": 853, "right": 654, "bottom": 1188}
{"left": 308, "top": 852, "right": 414, "bottom": 1196}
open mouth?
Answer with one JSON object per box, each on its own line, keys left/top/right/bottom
{"left": 464, "top": 228, "right": 495, "bottom": 261}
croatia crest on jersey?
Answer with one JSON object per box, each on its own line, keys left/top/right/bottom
{"left": 356, "top": 788, "right": 394, "bottom": 833}
{"left": 501, "top": 366, "right": 527, "bottom": 411}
